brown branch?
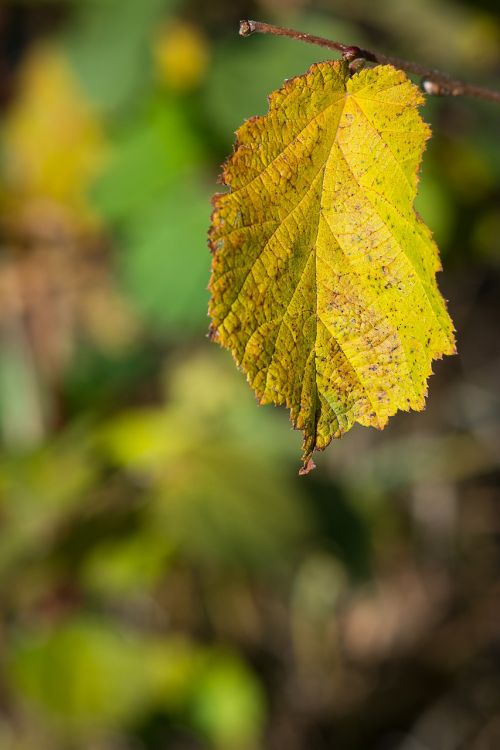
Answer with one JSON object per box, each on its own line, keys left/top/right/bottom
{"left": 239, "top": 20, "right": 500, "bottom": 105}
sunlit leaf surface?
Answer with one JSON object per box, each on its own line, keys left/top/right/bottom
{"left": 209, "top": 60, "right": 455, "bottom": 472}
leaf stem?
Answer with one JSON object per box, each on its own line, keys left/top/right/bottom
{"left": 239, "top": 20, "right": 500, "bottom": 104}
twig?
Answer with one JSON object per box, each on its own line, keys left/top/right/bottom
{"left": 239, "top": 20, "right": 500, "bottom": 105}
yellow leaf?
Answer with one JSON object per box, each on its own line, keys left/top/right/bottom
{"left": 2, "top": 45, "right": 105, "bottom": 221}
{"left": 208, "top": 61, "right": 455, "bottom": 473}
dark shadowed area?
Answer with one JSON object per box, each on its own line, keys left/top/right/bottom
{"left": 0, "top": 0, "right": 499, "bottom": 748}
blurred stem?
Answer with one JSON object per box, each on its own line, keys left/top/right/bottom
{"left": 239, "top": 20, "right": 500, "bottom": 104}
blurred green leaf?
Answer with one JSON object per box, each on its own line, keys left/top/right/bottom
{"left": 10, "top": 619, "right": 265, "bottom": 747}
{"left": 10, "top": 619, "right": 154, "bottom": 729}
{"left": 190, "top": 656, "right": 265, "bottom": 748}
{"left": 0, "top": 437, "right": 96, "bottom": 572}
{"left": 120, "top": 176, "right": 211, "bottom": 332}
{"left": 65, "top": 0, "right": 177, "bottom": 112}
{"left": 98, "top": 349, "right": 311, "bottom": 570}
{"left": 91, "top": 97, "right": 206, "bottom": 223}
{"left": 90, "top": 93, "right": 210, "bottom": 333}
{"left": 82, "top": 529, "right": 174, "bottom": 596}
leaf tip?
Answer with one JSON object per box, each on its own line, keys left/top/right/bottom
{"left": 299, "top": 457, "right": 316, "bottom": 476}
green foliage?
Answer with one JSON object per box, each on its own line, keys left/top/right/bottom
{"left": 10, "top": 619, "right": 264, "bottom": 744}
{"left": 91, "top": 95, "right": 210, "bottom": 333}
{"left": 65, "top": 0, "right": 174, "bottom": 111}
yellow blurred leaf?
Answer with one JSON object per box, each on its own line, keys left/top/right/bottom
{"left": 154, "top": 21, "right": 210, "bottom": 92}
{"left": 3, "top": 45, "right": 105, "bottom": 221}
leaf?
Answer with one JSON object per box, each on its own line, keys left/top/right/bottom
{"left": 208, "top": 61, "right": 455, "bottom": 473}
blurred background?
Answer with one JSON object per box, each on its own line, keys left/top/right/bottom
{"left": 0, "top": 0, "right": 499, "bottom": 748}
